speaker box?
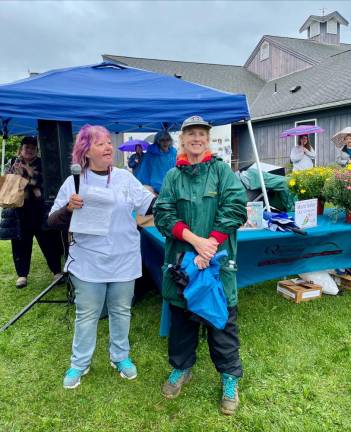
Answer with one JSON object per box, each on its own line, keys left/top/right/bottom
{"left": 37, "top": 120, "right": 73, "bottom": 202}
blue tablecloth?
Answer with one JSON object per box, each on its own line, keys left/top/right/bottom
{"left": 140, "top": 210, "right": 351, "bottom": 335}
{"left": 141, "top": 210, "right": 351, "bottom": 290}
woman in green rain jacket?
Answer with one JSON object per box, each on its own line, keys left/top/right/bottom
{"left": 153, "top": 116, "right": 247, "bottom": 416}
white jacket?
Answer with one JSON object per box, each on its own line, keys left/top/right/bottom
{"left": 290, "top": 146, "right": 315, "bottom": 171}
{"left": 336, "top": 148, "right": 351, "bottom": 166}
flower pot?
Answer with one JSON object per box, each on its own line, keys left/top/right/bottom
{"left": 345, "top": 211, "right": 351, "bottom": 224}
{"left": 317, "top": 198, "right": 324, "bottom": 216}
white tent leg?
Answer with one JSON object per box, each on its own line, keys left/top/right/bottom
{"left": 247, "top": 119, "right": 271, "bottom": 212}
{"left": 1, "top": 136, "right": 5, "bottom": 175}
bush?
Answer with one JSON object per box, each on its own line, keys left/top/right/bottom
{"left": 323, "top": 165, "right": 351, "bottom": 212}
{"left": 288, "top": 166, "right": 334, "bottom": 201}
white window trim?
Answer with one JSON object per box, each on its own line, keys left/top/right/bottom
{"left": 260, "top": 42, "right": 270, "bottom": 61}
{"left": 294, "top": 118, "right": 318, "bottom": 161}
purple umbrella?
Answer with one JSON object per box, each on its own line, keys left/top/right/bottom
{"left": 280, "top": 125, "right": 324, "bottom": 138}
{"left": 118, "top": 139, "right": 149, "bottom": 152}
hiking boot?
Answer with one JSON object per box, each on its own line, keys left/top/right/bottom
{"left": 111, "top": 358, "right": 137, "bottom": 380}
{"left": 161, "top": 368, "right": 192, "bottom": 399}
{"left": 220, "top": 373, "right": 239, "bottom": 415}
{"left": 16, "top": 277, "right": 27, "bottom": 289}
{"left": 63, "top": 367, "right": 90, "bottom": 389}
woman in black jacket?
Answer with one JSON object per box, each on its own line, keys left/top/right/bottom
{"left": 0, "top": 136, "right": 63, "bottom": 288}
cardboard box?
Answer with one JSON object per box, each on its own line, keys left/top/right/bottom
{"left": 329, "top": 272, "right": 351, "bottom": 291}
{"left": 277, "top": 279, "right": 322, "bottom": 304}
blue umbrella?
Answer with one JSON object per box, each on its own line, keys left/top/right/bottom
{"left": 118, "top": 139, "right": 149, "bottom": 152}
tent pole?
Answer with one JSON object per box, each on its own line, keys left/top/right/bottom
{"left": 1, "top": 136, "right": 6, "bottom": 176}
{"left": 1, "top": 120, "right": 9, "bottom": 176}
{"left": 247, "top": 119, "right": 271, "bottom": 212}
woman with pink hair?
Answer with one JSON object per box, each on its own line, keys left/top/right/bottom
{"left": 48, "top": 125, "right": 155, "bottom": 389}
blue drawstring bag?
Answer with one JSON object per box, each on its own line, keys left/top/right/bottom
{"left": 178, "top": 250, "right": 229, "bottom": 330}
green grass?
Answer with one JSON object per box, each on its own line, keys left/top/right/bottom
{"left": 1, "top": 240, "right": 351, "bottom": 432}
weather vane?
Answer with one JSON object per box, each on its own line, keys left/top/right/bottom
{"left": 319, "top": 8, "right": 327, "bottom": 16}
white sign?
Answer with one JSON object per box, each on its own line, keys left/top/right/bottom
{"left": 294, "top": 199, "right": 318, "bottom": 229}
{"left": 124, "top": 124, "right": 232, "bottom": 166}
{"left": 240, "top": 201, "right": 263, "bottom": 230}
{"left": 210, "top": 124, "right": 232, "bottom": 166}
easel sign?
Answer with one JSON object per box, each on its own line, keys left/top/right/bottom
{"left": 294, "top": 199, "right": 317, "bottom": 229}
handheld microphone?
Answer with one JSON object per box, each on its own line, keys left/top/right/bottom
{"left": 71, "top": 164, "right": 81, "bottom": 194}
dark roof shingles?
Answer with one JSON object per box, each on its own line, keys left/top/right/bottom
{"left": 103, "top": 55, "right": 265, "bottom": 105}
{"left": 251, "top": 49, "right": 351, "bottom": 118}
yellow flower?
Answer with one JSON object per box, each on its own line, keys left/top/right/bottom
{"left": 289, "top": 179, "right": 296, "bottom": 187}
{"left": 347, "top": 164, "right": 351, "bottom": 171}
{"left": 300, "top": 189, "right": 306, "bottom": 194}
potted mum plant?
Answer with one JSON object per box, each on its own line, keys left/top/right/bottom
{"left": 323, "top": 167, "right": 351, "bottom": 222}
{"left": 288, "top": 167, "right": 334, "bottom": 215}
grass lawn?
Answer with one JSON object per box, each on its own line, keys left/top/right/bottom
{"left": 1, "top": 240, "right": 351, "bottom": 432}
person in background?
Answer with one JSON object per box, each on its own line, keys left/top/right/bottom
{"left": 48, "top": 124, "right": 154, "bottom": 390}
{"left": 136, "top": 131, "right": 176, "bottom": 194}
{"left": 0, "top": 136, "right": 62, "bottom": 288}
{"left": 128, "top": 144, "right": 144, "bottom": 175}
{"left": 153, "top": 115, "right": 247, "bottom": 416}
{"left": 336, "top": 134, "right": 351, "bottom": 166}
{"left": 290, "top": 134, "right": 316, "bottom": 171}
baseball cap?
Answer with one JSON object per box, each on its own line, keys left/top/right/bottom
{"left": 181, "top": 115, "right": 211, "bottom": 131}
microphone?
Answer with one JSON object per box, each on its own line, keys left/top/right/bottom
{"left": 71, "top": 164, "right": 81, "bottom": 194}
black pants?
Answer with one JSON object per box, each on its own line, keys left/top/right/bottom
{"left": 168, "top": 304, "right": 243, "bottom": 377}
{"left": 11, "top": 228, "right": 62, "bottom": 277}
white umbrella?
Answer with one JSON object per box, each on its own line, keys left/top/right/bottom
{"left": 331, "top": 127, "right": 351, "bottom": 149}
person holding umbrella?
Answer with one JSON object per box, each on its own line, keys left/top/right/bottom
{"left": 333, "top": 127, "right": 351, "bottom": 166}
{"left": 153, "top": 115, "right": 247, "bottom": 415}
{"left": 128, "top": 144, "right": 144, "bottom": 175}
{"left": 290, "top": 135, "right": 316, "bottom": 171}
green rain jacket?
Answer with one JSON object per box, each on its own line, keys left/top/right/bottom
{"left": 153, "top": 156, "right": 248, "bottom": 308}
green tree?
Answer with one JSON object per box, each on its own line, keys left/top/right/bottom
{"left": 0, "top": 135, "right": 22, "bottom": 163}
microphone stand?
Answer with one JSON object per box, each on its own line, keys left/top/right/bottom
{"left": 1, "top": 167, "right": 82, "bottom": 333}
{"left": 0, "top": 273, "right": 75, "bottom": 333}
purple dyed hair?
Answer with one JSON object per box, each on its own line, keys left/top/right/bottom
{"left": 72, "top": 124, "right": 111, "bottom": 170}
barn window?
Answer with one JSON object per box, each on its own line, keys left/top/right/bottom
{"left": 260, "top": 42, "right": 270, "bottom": 61}
{"left": 310, "top": 21, "right": 320, "bottom": 37}
{"left": 295, "top": 119, "right": 318, "bottom": 163}
{"left": 327, "top": 19, "right": 337, "bottom": 34}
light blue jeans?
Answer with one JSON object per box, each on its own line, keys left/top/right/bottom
{"left": 69, "top": 274, "right": 135, "bottom": 370}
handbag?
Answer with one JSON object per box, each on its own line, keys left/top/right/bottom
{"left": 0, "top": 174, "right": 29, "bottom": 208}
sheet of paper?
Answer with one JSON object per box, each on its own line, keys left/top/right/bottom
{"left": 295, "top": 199, "right": 317, "bottom": 229}
{"left": 69, "top": 184, "right": 115, "bottom": 235}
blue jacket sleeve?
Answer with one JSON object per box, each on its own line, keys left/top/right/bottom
{"left": 135, "top": 154, "right": 150, "bottom": 185}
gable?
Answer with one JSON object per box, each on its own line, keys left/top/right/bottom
{"left": 245, "top": 37, "right": 313, "bottom": 81}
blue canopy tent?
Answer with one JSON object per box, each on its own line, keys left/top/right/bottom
{"left": 0, "top": 62, "right": 270, "bottom": 208}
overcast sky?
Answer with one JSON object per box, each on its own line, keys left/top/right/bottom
{"left": 1, "top": 0, "right": 351, "bottom": 84}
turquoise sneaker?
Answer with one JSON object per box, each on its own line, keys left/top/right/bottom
{"left": 220, "top": 373, "right": 239, "bottom": 415}
{"left": 111, "top": 358, "right": 137, "bottom": 380}
{"left": 161, "top": 368, "right": 192, "bottom": 399}
{"left": 63, "top": 367, "right": 90, "bottom": 389}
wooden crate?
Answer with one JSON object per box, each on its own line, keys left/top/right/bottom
{"left": 329, "top": 272, "right": 351, "bottom": 291}
{"left": 277, "top": 279, "right": 322, "bottom": 304}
